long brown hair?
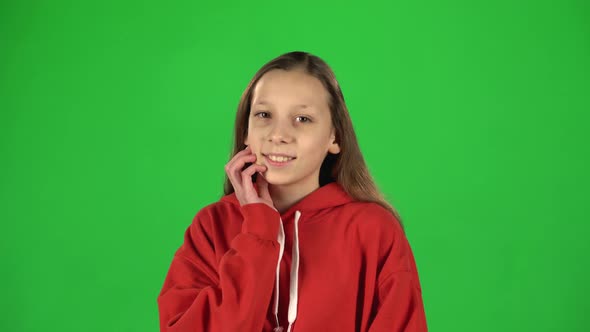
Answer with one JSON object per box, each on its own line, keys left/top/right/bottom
{"left": 222, "top": 51, "right": 404, "bottom": 230}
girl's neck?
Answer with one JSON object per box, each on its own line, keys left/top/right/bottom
{"left": 269, "top": 182, "right": 320, "bottom": 214}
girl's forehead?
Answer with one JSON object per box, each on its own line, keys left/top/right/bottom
{"left": 252, "top": 71, "right": 329, "bottom": 108}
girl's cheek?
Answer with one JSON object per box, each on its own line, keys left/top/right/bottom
{"left": 250, "top": 122, "right": 267, "bottom": 129}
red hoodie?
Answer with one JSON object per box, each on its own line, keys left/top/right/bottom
{"left": 157, "top": 182, "right": 428, "bottom": 332}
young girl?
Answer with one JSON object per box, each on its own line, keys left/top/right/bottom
{"left": 157, "top": 51, "right": 428, "bottom": 332}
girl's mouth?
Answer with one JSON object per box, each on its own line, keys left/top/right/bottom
{"left": 264, "top": 154, "right": 296, "bottom": 167}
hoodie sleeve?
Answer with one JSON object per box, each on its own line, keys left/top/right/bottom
{"left": 157, "top": 202, "right": 281, "bottom": 332}
{"left": 368, "top": 221, "right": 428, "bottom": 332}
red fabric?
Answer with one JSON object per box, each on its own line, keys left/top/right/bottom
{"left": 157, "top": 182, "right": 428, "bottom": 331}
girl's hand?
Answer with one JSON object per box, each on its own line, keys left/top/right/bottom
{"left": 225, "top": 146, "right": 275, "bottom": 210}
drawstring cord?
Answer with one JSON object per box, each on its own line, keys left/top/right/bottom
{"left": 273, "top": 211, "right": 301, "bottom": 332}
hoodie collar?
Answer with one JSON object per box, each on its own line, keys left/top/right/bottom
{"left": 220, "top": 181, "right": 355, "bottom": 219}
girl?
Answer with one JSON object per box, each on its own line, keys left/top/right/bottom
{"left": 157, "top": 51, "right": 428, "bottom": 332}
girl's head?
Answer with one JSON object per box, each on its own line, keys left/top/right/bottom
{"left": 223, "top": 51, "right": 403, "bottom": 226}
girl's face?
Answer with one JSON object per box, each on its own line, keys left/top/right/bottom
{"left": 245, "top": 69, "right": 340, "bottom": 191}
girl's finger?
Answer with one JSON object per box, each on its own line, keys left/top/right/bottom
{"left": 241, "top": 164, "right": 267, "bottom": 194}
{"left": 228, "top": 154, "right": 256, "bottom": 185}
{"left": 226, "top": 152, "right": 256, "bottom": 190}
{"left": 256, "top": 171, "right": 271, "bottom": 201}
{"left": 224, "top": 146, "right": 253, "bottom": 175}
{"left": 226, "top": 147, "right": 254, "bottom": 172}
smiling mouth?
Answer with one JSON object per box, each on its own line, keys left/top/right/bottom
{"left": 264, "top": 154, "right": 296, "bottom": 162}
{"left": 263, "top": 154, "right": 296, "bottom": 166}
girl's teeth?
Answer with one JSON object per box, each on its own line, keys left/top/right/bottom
{"left": 269, "top": 155, "right": 293, "bottom": 162}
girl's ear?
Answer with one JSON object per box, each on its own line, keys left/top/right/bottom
{"left": 328, "top": 143, "right": 341, "bottom": 154}
{"left": 328, "top": 132, "right": 341, "bottom": 154}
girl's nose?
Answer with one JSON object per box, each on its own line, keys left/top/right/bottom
{"left": 268, "top": 122, "right": 294, "bottom": 143}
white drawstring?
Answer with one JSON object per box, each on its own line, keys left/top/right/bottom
{"left": 273, "top": 211, "right": 301, "bottom": 332}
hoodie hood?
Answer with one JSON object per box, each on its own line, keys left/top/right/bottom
{"left": 220, "top": 181, "right": 355, "bottom": 220}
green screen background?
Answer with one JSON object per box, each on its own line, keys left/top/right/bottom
{"left": 1, "top": 0, "right": 588, "bottom": 331}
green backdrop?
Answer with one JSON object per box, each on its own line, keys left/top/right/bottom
{"left": 1, "top": 0, "right": 588, "bottom": 331}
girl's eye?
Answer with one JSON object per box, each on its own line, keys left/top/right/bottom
{"left": 253, "top": 112, "right": 311, "bottom": 123}
{"left": 296, "top": 116, "right": 311, "bottom": 123}
{"left": 254, "top": 112, "right": 270, "bottom": 118}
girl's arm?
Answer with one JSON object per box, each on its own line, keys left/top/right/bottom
{"left": 368, "top": 270, "right": 428, "bottom": 331}
{"left": 157, "top": 203, "right": 281, "bottom": 332}
{"left": 367, "top": 215, "right": 428, "bottom": 332}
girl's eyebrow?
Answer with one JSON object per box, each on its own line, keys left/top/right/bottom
{"left": 254, "top": 100, "right": 310, "bottom": 109}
